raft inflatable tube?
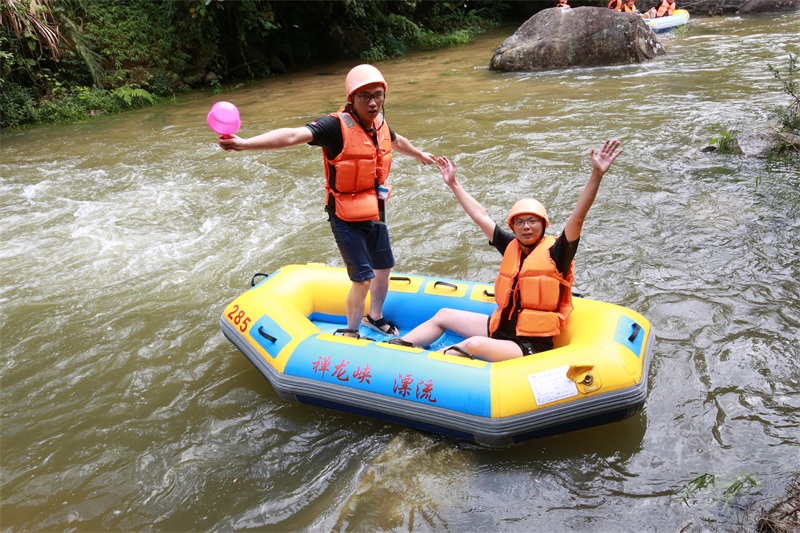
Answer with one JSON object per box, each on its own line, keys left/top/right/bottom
{"left": 221, "top": 263, "right": 655, "bottom": 447}
{"left": 645, "top": 9, "right": 690, "bottom": 33}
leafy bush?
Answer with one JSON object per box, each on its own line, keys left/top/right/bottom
{"left": 0, "top": 84, "right": 37, "bottom": 127}
{"left": 769, "top": 53, "right": 800, "bottom": 134}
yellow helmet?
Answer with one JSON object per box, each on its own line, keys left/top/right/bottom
{"left": 345, "top": 64, "right": 387, "bottom": 102}
{"left": 506, "top": 198, "right": 549, "bottom": 230}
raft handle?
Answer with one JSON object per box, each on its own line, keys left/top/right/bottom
{"left": 628, "top": 323, "right": 642, "bottom": 342}
{"left": 389, "top": 276, "right": 412, "bottom": 285}
{"left": 257, "top": 327, "right": 277, "bottom": 343}
{"left": 483, "top": 289, "right": 495, "bottom": 298}
{"left": 434, "top": 281, "right": 458, "bottom": 291}
{"left": 250, "top": 272, "right": 270, "bottom": 287}
{"left": 444, "top": 345, "right": 475, "bottom": 360}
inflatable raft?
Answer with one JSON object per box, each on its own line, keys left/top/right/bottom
{"left": 645, "top": 9, "right": 690, "bottom": 33}
{"left": 221, "top": 263, "right": 655, "bottom": 446}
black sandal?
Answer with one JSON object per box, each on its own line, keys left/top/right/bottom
{"left": 443, "top": 345, "right": 475, "bottom": 360}
{"left": 361, "top": 315, "right": 399, "bottom": 336}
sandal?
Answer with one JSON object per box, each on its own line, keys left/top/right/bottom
{"left": 443, "top": 345, "right": 475, "bottom": 360}
{"left": 361, "top": 315, "right": 399, "bottom": 336}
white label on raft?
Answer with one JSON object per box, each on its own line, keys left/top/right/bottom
{"left": 529, "top": 366, "right": 579, "bottom": 406}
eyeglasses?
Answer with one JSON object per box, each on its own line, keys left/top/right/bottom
{"left": 354, "top": 91, "right": 385, "bottom": 103}
{"left": 513, "top": 217, "right": 542, "bottom": 228}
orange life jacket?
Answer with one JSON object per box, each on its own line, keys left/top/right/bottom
{"left": 323, "top": 110, "right": 393, "bottom": 222}
{"left": 622, "top": 2, "right": 637, "bottom": 12}
{"left": 608, "top": 0, "right": 623, "bottom": 10}
{"left": 656, "top": 0, "right": 675, "bottom": 16}
{"left": 489, "top": 236, "right": 575, "bottom": 338}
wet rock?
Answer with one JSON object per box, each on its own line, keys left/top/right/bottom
{"left": 737, "top": 0, "right": 800, "bottom": 13}
{"left": 705, "top": 129, "right": 800, "bottom": 156}
{"left": 490, "top": 7, "right": 665, "bottom": 72}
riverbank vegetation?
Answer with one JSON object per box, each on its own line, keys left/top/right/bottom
{"left": 706, "top": 53, "right": 800, "bottom": 155}
{"left": 1, "top": 0, "right": 510, "bottom": 129}
{"left": 769, "top": 53, "right": 800, "bottom": 145}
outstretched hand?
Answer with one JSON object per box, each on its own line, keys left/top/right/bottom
{"left": 590, "top": 139, "right": 623, "bottom": 176}
{"left": 418, "top": 152, "right": 437, "bottom": 165}
{"left": 218, "top": 135, "right": 242, "bottom": 152}
{"left": 437, "top": 156, "right": 457, "bottom": 186}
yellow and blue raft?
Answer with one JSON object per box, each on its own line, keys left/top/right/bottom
{"left": 221, "top": 263, "right": 654, "bottom": 446}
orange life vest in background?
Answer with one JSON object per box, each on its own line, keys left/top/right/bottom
{"left": 656, "top": 0, "right": 676, "bottom": 16}
{"left": 608, "top": 0, "right": 623, "bottom": 9}
{"left": 622, "top": 2, "right": 637, "bottom": 12}
{"left": 323, "top": 110, "right": 393, "bottom": 222}
{"left": 488, "top": 236, "right": 575, "bottom": 338}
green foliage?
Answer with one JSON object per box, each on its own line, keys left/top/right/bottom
{"left": 415, "top": 28, "right": 474, "bottom": 50}
{"left": 111, "top": 86, "right": 155, "bottom": 107}
{"left": 0, "top": 84, "right": 37, "bottom": 127}
{"left": 10, "top": 85, "right": 155, "bottom": 126}
{"left": 680, "top": 472, "right": 761, "bottom": 512}
{"left": 704, "top": 56, "right": 800, "bottom": 156}
{"left": 768, "top": 53, "right": 800, "bottom": 134}
{"left": 83, "top": 0, "right": 187, "bottom": 71}
{"left": 1, "top": 0, "right": 509, "bottom": 128}
{"left": 683, "top": 473, "right": 716, "bottom": 497}
{"left": 708, "top": 123, "right": 741, "bottom": 154}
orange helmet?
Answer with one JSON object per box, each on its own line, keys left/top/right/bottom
{"left": 345, "top": 64, "right": 387, "bottom": 102}
{"left": 506, "top": 198, "right": 549, "bottom": 230}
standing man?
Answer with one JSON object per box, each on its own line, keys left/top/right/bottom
{"left": 218, "top": 64, "right": 436, "bottom": 337}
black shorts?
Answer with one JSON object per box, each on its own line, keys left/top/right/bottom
{"left": 487, "top": 317, "right": 554, "bottom": 355}
{"left": 329, "top": 216, "right": 395, "bottom": 282}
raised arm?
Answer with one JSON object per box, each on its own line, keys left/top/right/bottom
{"left": 438, "top": 156, "right": 496, "bottom": 241}
{"left": 564, "top": 139, "right": 623, "bottom": 243}
{"left": 392, "top": 134, "right": 436, "bottom": 165}
{"left": 218, "top": 126, "right": 314, "bottom": 152}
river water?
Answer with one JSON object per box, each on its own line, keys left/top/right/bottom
{"left": 2, "top": 12, "right": 799, "bottom": 532}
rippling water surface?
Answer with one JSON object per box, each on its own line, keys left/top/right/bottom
{"left": 2, "top": 13, "right": 799, "bottom": 532}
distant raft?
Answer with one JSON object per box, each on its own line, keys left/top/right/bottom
{"left": 646, "top": 9, "right": 690, "bottom": 33}
{"left": 221, "top": 263, "right": 655, "bottom": 447}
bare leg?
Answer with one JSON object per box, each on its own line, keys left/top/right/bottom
{"left": 402, "top": 308, "right": 489, "bottom": 347}
{"left": 366, "top": 268, "right": 390, "bottom": 320}
{"left": 447, "top": 336, "right": 524, "bottom": 362}
{"left": 346, "top": 280, "right": 371, "bottom": 333}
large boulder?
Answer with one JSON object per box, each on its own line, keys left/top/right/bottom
{"left": 737, "top": 0, "right": 800, "bottom": 13}
{"left": 490, "top": 7, "right": 665, "bottom": 72}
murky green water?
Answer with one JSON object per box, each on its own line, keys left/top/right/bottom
{"left": 2, "top": 13, "right": 798, "bottom": 532}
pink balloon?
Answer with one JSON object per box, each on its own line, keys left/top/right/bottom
{"left": 206, "top": 101, "right": 241, "bottom": 135}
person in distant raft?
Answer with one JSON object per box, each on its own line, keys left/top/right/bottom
{"left": 622, "top": 0, "right": 641, "bottom": 14}
{"left": 647, "top": 0, "right": 676, "bottom": 18}
{"left": 218, "top": 65, "right": 436, "bottom": 337}
{"left": 556, "top": 0, "right": 571, "bottom": 8}
{"left": 388, "top": 140, "right": 624, "bottom": 362}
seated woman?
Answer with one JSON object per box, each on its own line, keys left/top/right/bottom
{"left": 389, "top": 140, "right": 623, "bottom": 362}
